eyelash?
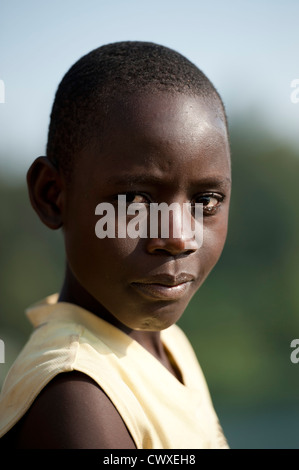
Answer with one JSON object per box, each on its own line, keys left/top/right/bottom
{"left": 193, "top": 193, "right": 225, "bottom": 216}
{"left": 116, "top": 191, "right": 225, "bottom": 216}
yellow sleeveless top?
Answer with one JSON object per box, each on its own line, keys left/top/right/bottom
{"left": 0, "top": 294, "right": 229, "bottom": 449}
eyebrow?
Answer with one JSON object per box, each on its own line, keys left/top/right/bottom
{"left": 106, "top": 174, "right": 231, "bottom": 190}
{"left": 107, "top": 174, "right": 166, "bottom": 186}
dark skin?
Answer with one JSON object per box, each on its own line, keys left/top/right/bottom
{"left": 4, "top": 92, "right": 231, "bottom": 449}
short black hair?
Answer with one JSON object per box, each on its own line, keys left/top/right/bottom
{"left": 46, "top": 41, "right": 228, "bottom": 178}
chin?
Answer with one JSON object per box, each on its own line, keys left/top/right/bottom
{"left": 128, "top": 305, "right": 185, "bottom": 332}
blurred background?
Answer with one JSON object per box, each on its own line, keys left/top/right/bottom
{"left": 1, "top": 0, "right": 299, "bottom": 449}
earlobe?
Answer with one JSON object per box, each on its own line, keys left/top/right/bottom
{"left": 27, "top": 156, "right": 64, "bottom": 230}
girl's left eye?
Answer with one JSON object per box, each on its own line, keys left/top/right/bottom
{"left": 193, "top": 193, "right": 224, "bottom": 215}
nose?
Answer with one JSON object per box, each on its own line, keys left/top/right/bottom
{"left": 146, "top": 203, "right": 200, "bottom": 256}
{"left": 146, "top": 236, "right": 198, "bottom": 256}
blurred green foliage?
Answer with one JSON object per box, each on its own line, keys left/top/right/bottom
{"left": 0, "top": 120, "right": 299, "bottom": 448}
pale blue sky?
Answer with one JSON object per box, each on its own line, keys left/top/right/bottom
{"left": 0, "top": 0, "right": 298, "bottom": 179}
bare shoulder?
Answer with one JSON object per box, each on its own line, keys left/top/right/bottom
{"left": 13, "top": 371, "right": 136, "bottom": 449}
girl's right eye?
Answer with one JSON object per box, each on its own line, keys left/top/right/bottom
{"left": 124, "top": 192, "right": 151, "bottom": 205}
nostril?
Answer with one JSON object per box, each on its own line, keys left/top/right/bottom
{"left": 149, "top": 247, "right": 195, "bottom": 257}
{"left": 146, "top": 235, "right": 198, "bottom": 257}
{"left": 152, "top": 248, "right": 175, "bottom": 256}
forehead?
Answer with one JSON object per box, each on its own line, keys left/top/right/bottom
{"left": 77, "top": 92, "right": 230, "bottom": 187}
{"left": 104, "top": 92, "right": 227, "bottom": 148}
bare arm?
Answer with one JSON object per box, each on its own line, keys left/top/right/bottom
{"left": 14, "top": 371, "right": 136, "bottom": 449}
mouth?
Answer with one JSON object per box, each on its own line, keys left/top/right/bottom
{"left": 131, "top": 273, "right": 195, "bottom": 301}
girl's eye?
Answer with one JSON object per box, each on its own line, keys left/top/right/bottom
{"left": 194, "top": 193, "right": 224, "bottom": 215}
{"left": 125, "top": 193, "right": 150, "bottom": 205}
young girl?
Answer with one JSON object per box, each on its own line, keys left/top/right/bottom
{"left": 0, "top": 41, "right": 231, "bottom": 449}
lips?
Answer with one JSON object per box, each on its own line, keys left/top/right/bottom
{"left": 131, "top": 273, "right": 195, "bottom": 301}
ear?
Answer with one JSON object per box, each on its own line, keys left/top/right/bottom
{"left": 27, "top": 156, "right": 64, "bottom": 230}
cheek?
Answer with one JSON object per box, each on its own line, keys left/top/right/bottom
{"left": 64, "top": 216, "right": 140, "bottom": 287}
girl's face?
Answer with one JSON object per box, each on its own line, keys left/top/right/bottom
{"left": 62, "top": 92, "right": 231, "bottom": 331}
